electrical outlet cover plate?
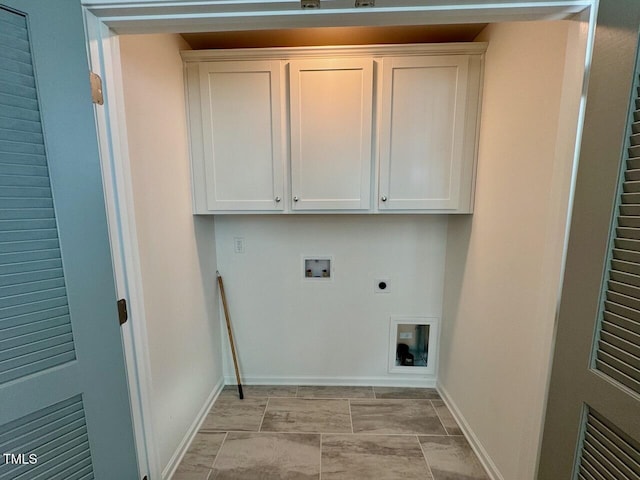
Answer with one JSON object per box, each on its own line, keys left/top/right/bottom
{"left": 375, "top": 278, "right": 390, "bottom": 293}
{"left": 233, "top": 237, "right": 245, "bottom": 254}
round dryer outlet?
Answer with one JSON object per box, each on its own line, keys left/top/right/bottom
{"left": 374, "top": 278, "right": 391, "bottom": 293}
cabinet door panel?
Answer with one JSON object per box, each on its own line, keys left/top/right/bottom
{"left": 289, "top": 59, "right": 373, "bottom": 210}
{"left": 198, "top": 61, "right": 284, "bottom": 211}
{"left": 379, "top": 56, "right": 469, "bottom": 210}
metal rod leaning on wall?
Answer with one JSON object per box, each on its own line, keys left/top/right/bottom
{"left": 217, "top": 271, "right": 244, "bottom": 400}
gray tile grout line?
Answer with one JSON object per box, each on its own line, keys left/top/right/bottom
{"left": 251, "top": 429, "right": 448, "bottom": 437}
{"left": 223, "top": 395, "right": 384, "bottom": 400}
{"left": 319, "top": 433, "right": 323, "bottom": 480}
{"left": 209, "top": 431, "right": 229, "bottom": 476}
{"left": 258, "top": 397, "right": 270, "bottom": 432}
{"left": 262, "top": 395, "right": 431, "bottom": 401}
{"left": 217, "top": 429, "right": 327, "bottom": 437}
{"left": 417, "top": 434, "right": 436, "bottom": 480}
{"left": 430, "top": 399, "right": 450, "bottom": 436}
{"left": 290, "top": 395, "right": 375, "bottom": 400}
{"left": 348, "top": 399, "right": 354, "bottom": 434}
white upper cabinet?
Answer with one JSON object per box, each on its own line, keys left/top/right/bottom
{"left": 289, "top": 58, "right": 374, "bottom": 211}
{"left": 183, "top": 44, "right": 484, "bottom": 214}
{"left": 378, "top": 55, "right": 477, "bottom": 212}
{"left": 188, "top": 60, "right": 285, "bottom": 213}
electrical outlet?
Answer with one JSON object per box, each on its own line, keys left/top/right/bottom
{"left": 233, "top": 237, "right": 245, "bottom": 254}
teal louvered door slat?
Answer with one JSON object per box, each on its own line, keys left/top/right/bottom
{"left": 0, "top": 2, "right": 138, "bottom": 479}
{"left": 575, "top": 409, "right": 640, "bottom": 480}
{"left": 0, "top": 396, "right": 93, "bottom": 480}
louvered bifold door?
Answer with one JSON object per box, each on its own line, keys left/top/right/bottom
{"left": 538, "top": 8, "right": 640, "bottom": 478}
{"left": 0, "top": 2, "right": 137, "bottom": 478}
{"left": 596, "top": 77, "right": 640, "bottom": 394}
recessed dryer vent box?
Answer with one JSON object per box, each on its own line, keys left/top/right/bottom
{"left": 304, "top": 257, "right": 332, "bottom": 279}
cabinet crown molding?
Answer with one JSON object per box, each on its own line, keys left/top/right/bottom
{"left": 180, "top": 42, "right": 487, "bottom": 62}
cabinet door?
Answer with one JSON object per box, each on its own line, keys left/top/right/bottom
{"left": 378, "top": 55, "right": 471, "bottom": 211}
{"left": 289, "top": 58, "right": 373, "bottom": 210}
{"left": 196, "top": 61, "right": 285, "bottom": 211}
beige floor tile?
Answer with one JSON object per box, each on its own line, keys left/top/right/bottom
{"left": 321, "top": 434, "right": 433, "bottom": 480}
{"left": 261, "top": 398, "right": 352, "bottom": 433}
{"left": 179, "top": 432, "right": 227, "bottom": 470}
{"left": 374, "top": 387, "right": 441, "bottom": 400}
{"left": 431, "top": 400, "right": 463, "bottom": 436}
{"left": 201, "top": 397, "right": 267, "bottom": 432}
{"left": 350, "top": 399, "right": 447, "bottom": 435}
{"left": 210, "top": 432, "right": 320, "bottom": 480}
{"left": 178, "top": 386, "right": 486, "bottom": 480}
{"left": 419, "top": 436, "right": 489, "bottom": 480}
{"left": 172, "top": 464, "right": 211, "bottom": 480}
{"left": 297, "top": 386, "right": 374, "bottom": 399}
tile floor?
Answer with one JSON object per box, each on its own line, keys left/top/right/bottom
{"left": 172, "top": 386, "right": 489, "bottom": 480}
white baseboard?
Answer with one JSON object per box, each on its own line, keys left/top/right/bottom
{"left": 162, "top": 377, "right": 225, "bottom": 480}
{"left": 223, "top": 374, "right": 436, "bottom": 388}
{"left": 437, "top": 382, "right": 504, "bottom": 480}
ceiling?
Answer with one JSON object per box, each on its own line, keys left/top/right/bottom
{"left": 181, "top": 24, "right": 488, "bottom": 50}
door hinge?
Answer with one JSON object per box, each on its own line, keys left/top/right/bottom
{"left": 117, "top": 298, "right": 128, "bottom": 326}
{"left": 89, "top": 71, "right": 104, "bottom": 105}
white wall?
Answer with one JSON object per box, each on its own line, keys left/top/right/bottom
{"left": 440, "top": 21, "right": 586, "bottom": 480}
{"left": 214, "top": 215, "right": 447, "bottom": 385}
{"left": 119, "top": 34, "right": 223, "bottom": 476}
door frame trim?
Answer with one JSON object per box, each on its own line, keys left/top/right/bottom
{"left": 80, "top": 1, "right": 598, "bottom": 479}
{"left": 83, "top": 12, "right": 161, "bottom": 480}
{"left": 83, "top": 0, "right": 594, "bottom": 34}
